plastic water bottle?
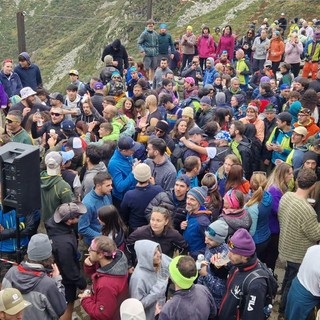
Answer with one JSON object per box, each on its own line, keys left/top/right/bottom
{"left": 263, "top": 304, "right": 273, "bottom": 318}
{"left": 36, "top": 109, "right": 43, "bottom": 127}
{"left": 195, "top": 254, "right": 205, "bottom": 270}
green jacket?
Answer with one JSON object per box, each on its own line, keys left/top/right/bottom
{"left": 40, "top": 171, "right": 73, "bottom": 222}
{"left": 11, "top": 128, "right": 33, "bottom": 145}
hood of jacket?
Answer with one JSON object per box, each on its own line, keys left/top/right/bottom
{"left": 19, "top": 52, "right": 31, "bottom": 65}
{"left": 112, "top": 39, "right": 121, "bottom": 49}
{"left": 45, "top": 217, "right": 73, "bottom": 237}
{"left": 9, "top": 262, "right": 47, "bottom": 294}
{"left": 261, "top": 190, "right": 273, "bottom": 207}
{"left": 86, "top": 162, "right": 107, "bottom": 174}
{"left": 96, "top": 250, "right": 128, "bottom": 276}
{"left": 134, "top": 239, "right": 161, "bottom": 272}
{"left": 40, "top": 171, "right": 65, "bottom": 190}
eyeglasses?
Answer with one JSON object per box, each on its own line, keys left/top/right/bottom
{"left": 51, "top": 112, "right": 62, "bottom": 117}
{"left": 252, "top": 171, "right": 267, "bottom": 176}
{"left": 88, "top": 246, "right": 98, "bottom": 253}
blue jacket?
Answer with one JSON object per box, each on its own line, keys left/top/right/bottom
{"left": 0, "top": 209, "right": 36, "bottom": 252}
{"left": 203, "top": 68, "right": 219, "bottom": 86}
{"left": 246, "top": 191, "right": 273, "bottom": 244}
{"left": 183, "top": 206, "right": 211, "bottom": 259}
{"left": 0, "top": 71, "right": 23, "bottom": 98}
{"left": 14, "top": 64, "right": 42, "bottom": 91}
{"left": 79, "top": 189, "right": 112, "bottom": 245}
{"left": 108, "top": 149, "right": 137, "bottom": 201}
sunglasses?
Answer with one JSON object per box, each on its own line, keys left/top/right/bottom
{"left": 252, "top": 171, "right": 267, "bottom": 176}
{"left": 51, "top": 112, "right": 62, "bottom": 117}
{"left": 5, "top": 118, "right": 17, "bottom": 123}
{"left": 155, "top": 128, "right": 164, "bottom": 134}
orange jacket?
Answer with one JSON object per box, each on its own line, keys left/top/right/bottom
{"left": 269, "top": 38, "right": 285, "bottom": 62}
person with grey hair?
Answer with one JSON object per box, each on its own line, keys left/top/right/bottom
{"left": 224, "top": 77, "right": 247, "bottom": 105}
{"left": 2, "top": 234, "right": 67, "bottom": 320}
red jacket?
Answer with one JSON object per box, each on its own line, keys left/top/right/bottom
{"left": 81, "top": 250, "right": 128, "bottom": 320}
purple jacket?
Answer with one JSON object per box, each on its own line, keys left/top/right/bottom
{"left": 0, "top": 83, "right": 8, "bottom": 107}
{"left": 267, "top": 185, "right": 283, "bottom": 234}
{"left": 217, "top": 35, "right": 235, "bottom": 60}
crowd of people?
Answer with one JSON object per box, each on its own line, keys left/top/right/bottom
{"left": 0, "top": 11, "right": 320, "bottom": 320}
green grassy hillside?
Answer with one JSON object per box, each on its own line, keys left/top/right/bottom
{"left": 0, "top": 0, "right": 319, "bottom": 92}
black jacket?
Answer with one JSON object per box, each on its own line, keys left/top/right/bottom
{"left": 235, "top": 136, "right": 253, "bottom": 180}
{"left": 101, "top": 39, "right": 129, "bottom": 75}
{"left": 45, "top": 218, "right": 86, "bottom": 289}
{"left": 219, "top": 255, "right": 268, "bottom": 320}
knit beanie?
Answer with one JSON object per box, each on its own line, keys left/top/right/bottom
{"left": 187, "top": 186, "right": 208, "bottom": 206}
{"left": 303, "top": 151, "right": 318, "bottom": 164}
{"left": 200, "top": 96, "right": 211, "bottom": 106}
{"left": 120, "top": 298, "right": 146, "bottom": 320}
{"left": 205, "top": 220, "right": 228, "bottom": 244}
{"left": 155, "top": 120, "right": 169, "bottom": 133}
{"left": 182, "top": 107, "right": 194, "bottom": 119}
{"left": 169, "top": 256, "right": 198, "bottom": 289}
{"left": 228, "top": 228, "right": 256, "bottom": 257}
{"left": 215, "top": 92, "right": 226, "bottom": 105}
{"left": 260, "top": 76, "right": 270, "bottom": 83}
{"left": 133, "top": 163, "right": 151, "bottom": 182}
{"left": 27, "top": 234, "right": 52, "bottom": 261}
{"left": 289, "top": 101, "right": 302, "bottom": 117}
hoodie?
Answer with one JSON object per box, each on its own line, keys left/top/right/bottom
{"left": 81, "top": 162, "right": 107, "bottom": 197}
{"left": 129, "top": 240, "right": 171, "bottom": 320}
{"left": 2, "top": 261, "right": 67, "bottom": 320}
{"left": 40, "top": 171, "right": 73, "bottom": 222}
{"left": 82, "top": 250, "right": 128, "bottom": 320}
{"left": 14, "top": 52, "right": 43, "bottom": 90}
{"left": 286, "top": 143, "right": 310, "bottom": 170}
{"left": 203, "top": 57, "right": 219, "bottom": 86}
{"left": 246, "top": 191, "right": 273, "bottom": 244}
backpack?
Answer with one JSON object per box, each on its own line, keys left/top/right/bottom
{"left": 170, "top": 143, "right": 187, "bottom": 170}
{"left": 238, "top": 261, "right": 278, "bottom": 319}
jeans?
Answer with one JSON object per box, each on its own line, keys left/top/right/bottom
{"left": 278, "top": 261, "right": 301, "bottom": 314}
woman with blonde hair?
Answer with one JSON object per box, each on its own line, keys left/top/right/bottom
{"left": 284, "top": 32, "right": 303, "bottom": 78}
{"left": 245, "top": 172, "right": 273, "bottom": 262}
{"left": 265, "top": 163, "right": 293, "bottom": 272}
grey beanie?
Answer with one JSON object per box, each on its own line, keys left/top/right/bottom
{"left": 27, "top": 234, "right": 52, "bottom": 261}
{"left": 215, "top": 92, "right": 226, "bottom": 105}
{"left": 205, "top": 220, "right": 228, "bottom": 244}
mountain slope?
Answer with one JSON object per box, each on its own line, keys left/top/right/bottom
{"left": 0, "top": 0, "right": 319, "bottom": 92}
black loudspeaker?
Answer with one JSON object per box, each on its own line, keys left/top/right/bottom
{"left": 0, "top": 142, "right": 41, "bottom": 215}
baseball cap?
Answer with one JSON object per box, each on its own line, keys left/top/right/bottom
{"left": 69, "top": 69, "right": 79, "bottom": 76}
{"left": 61, "top": 120, "right": 76, "bottom": 132}
{"left": 298, "top": 108, "right": 311, "bottom": 116}
{"left": 293, "top": 126, "right": 308, "bottom": 137}
{"left": 54, "top": 202, "right": 87, "bottom": 223}
{"left": 0, "top": 288, "right": 31, "bottom": 315}
{"left": 93, "top": 82, "right": 104, "bottom": 90}
{"left": 188, "top": 127, "right": 208, "bottom": 137}
{"left": 66, "top": 137, "right": 83, "bottom": 156}
{"left": 49, "top": 92, "right": 64, "bottom": 103}
{"left": 118, "top": 136, "right": 140, "bottom": 151}
{"left": 20, "top": 87, "right": 37, "bottom": 99}
{"left": 60, "top": 150, "right": 75, "bottom": 165}
{"left": 45, "top": 151, "right": 62, "bottom": 176}
{"left": 184, "top": 77, "right": 195, "bottom": 85}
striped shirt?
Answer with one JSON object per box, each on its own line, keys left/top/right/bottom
{"left": 278, "top": 192, "right": 320, "bottom": 263}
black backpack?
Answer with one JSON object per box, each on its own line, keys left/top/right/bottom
{"left": 170, "top": 144, "right": 187, "bottom": 170}
{"left": 238, "top": 261, "right": 278, "bottom": 319}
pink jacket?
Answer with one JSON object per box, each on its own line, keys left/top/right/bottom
{"left": 284, "top": 41, "right": 303, "bottom": 64}
{"left": 217, "top": 35, "right": 235, "bottom": 60}
{"left": 197, "top": 34, "right": 215, "bottom": 58}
